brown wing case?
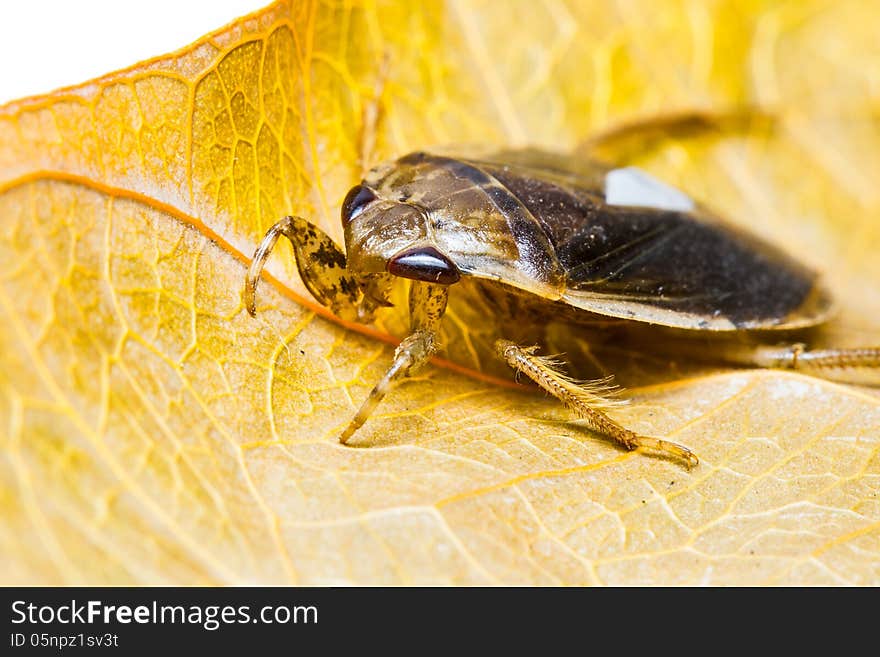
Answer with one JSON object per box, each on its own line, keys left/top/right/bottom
{"left": 463, "top": 150, "right": 834, "bottom": 330}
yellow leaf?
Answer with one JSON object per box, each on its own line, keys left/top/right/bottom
{"left": 1, "top": 0, "right": 879, "bottom": 585}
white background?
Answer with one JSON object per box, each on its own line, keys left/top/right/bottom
{"left": 0, "top": 0, "right": 261, "bottom": 104}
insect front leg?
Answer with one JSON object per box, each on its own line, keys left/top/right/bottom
{"left": 244, "top": 215, "right": 391, "bottom": 323}
{"left": 339, "top": 282, "right": 449, "bottom": 444}
{"left": 495, "top": 340, "right": 699, "bottom": 468}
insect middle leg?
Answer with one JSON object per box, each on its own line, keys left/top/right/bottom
{"left": 495, "top": 339, "right": 699, "bottom": 468}
{"left": 339, "top": 281, "right": 449, "bottom": 444}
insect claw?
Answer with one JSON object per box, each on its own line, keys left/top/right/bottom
{"left": 244, "top": 282, "right": 260, "bottom": 317}
{"left": 338, "top": 425, "right": 356, "bottom": 445}
{"left": 243, "top": 257, "right": 262, "bottom": 317}
{"left": 244, "top": 217, "right": 290, "bottom": 317}
{"left": 632, "top": 435, "right": 699, "bottom": 469}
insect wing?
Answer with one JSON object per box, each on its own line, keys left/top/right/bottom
{"left": 462, "top": 150, "right": 834, "bottom": 330}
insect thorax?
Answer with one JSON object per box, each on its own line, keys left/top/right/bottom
{"left": 342, "top": 151, "right": 566, "bottom": 297}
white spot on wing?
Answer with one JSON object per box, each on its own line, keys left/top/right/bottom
{"left": 605, "top": 167, "right": 695, "bottom": 212}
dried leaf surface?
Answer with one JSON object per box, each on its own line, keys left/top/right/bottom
{"left": 1, "top": 0, "right": 878, "bottom": 585}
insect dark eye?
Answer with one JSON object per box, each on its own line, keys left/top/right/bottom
{"left": 341, "top": 185, "right": 378, "bottom": 224}
{"left": 387, "top": 245, "right": 461, "bottom": 285}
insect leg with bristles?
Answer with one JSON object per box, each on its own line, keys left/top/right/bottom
{"left": 741, "top": 343, "right": 880, "bottom": 385}
{"left": 495, "top": 339, "right": 699, "bottom": 468}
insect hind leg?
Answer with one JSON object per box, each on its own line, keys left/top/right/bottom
{"left": 746, "top": 343, "right": 880, "bottom": 385}
{"left": 495, "top": 339, "right": 699, "bottom": 468}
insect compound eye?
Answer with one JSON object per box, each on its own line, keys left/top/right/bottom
{"left": 387, "top": 245, "right": 462, "bottom": 285}
{"left": 341, "top": 185, "right": 378, "bottom": 225}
